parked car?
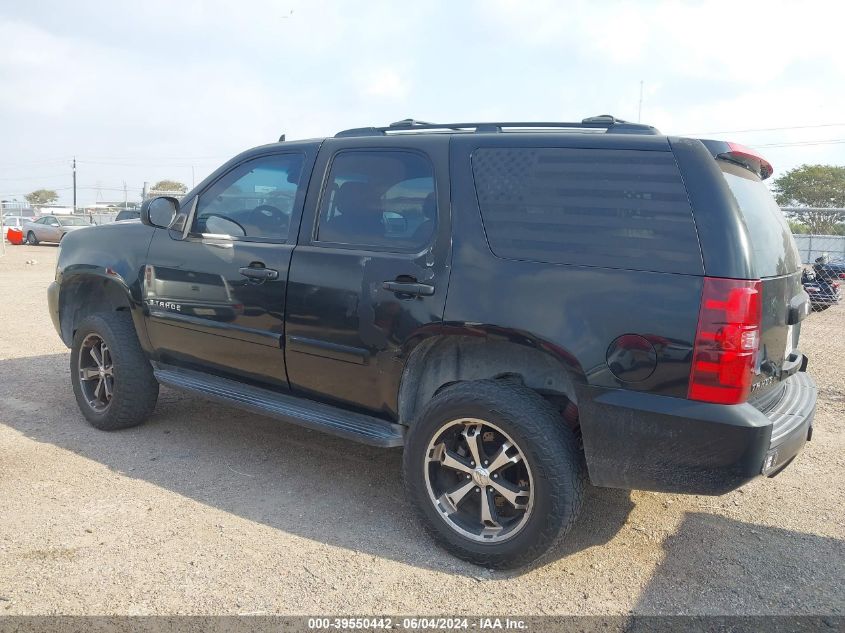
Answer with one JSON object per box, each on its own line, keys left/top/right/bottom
{"left": 2, "top": 208, "right": 37, "bottom": 220}
{"left": 48, "top": 116, "right": 816, "bottom": 568}
{"left": 115, "top": 209, "right": 141, "bottom": 222}
{"left": 23, "top": 214, "right": 92, "bottom": 244}
{"left": 2, "top": 215, "right": 32, "bottom": 239}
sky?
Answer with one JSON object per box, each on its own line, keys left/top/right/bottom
{"left": 2, "top": 0, "right": 845, "bottom": 206}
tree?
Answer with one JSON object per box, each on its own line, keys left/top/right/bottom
{"left": 151, "top": 179, "right": 187, "bottom": 193}
{"left": 782, "top": 207, "right": 845, "bottom": 235}
{"left": 24, "top": 189, "right": 59, "bottom": 205}
{"left": 788, "top": 220, "right": 808, "bottom": 234}
{"left": 772, "top": 164, "right": 845, "bottom": 234}
{"left": 773, "top": 164, "right": 845, "bottom": 207}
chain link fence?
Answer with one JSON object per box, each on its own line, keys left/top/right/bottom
{"left": 792, "top": 234, "right": 845, "bottom": 265}
{"left": 794, "top": 234, "right": 844, "bottom": 311}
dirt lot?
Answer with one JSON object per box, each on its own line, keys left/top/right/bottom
{"left": 0, "top": 243, "right": 842, "bottom": 616}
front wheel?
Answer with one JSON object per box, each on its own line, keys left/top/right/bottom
{"left": 26, "top": 231, "right": 38, "bottom": 245}
{"left": 403, "top": 380, "right": 584, "bottom": 569}
{"left": 70, "top": 311, "right": 159, "bottom": 430}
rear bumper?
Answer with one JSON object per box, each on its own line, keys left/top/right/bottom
{"left": 760, "top": 370, "right": 815, "bottom": 476}
{"left": 578, "top": 368, "right": 816, "bottom": 495}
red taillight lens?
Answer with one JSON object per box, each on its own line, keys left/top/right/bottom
{"left": 723, "top": 142, "right": 774, "bottom": 179}
{"left": 688, "top": 277, "right": 762, "bottom": 405}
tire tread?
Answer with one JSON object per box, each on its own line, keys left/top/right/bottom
{"left": 404, "top": 379, "right": 585, "bottom": 569}
{"left": 71, "top": 311, "right": 158, "bottom": 430}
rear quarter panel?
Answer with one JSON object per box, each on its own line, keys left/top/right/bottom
{"left": 445, "top": 134, "right": 704, "bottom": 398}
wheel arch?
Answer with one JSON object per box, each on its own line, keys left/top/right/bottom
{"left": 58, "top": 273, "right": 134, "bottom": 346}
{"left": 397, "top": 330, "right": 585, "bottom": 426}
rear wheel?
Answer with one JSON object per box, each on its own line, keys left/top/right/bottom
{"left": 26, "top": 231, "right": 38, "bottom": 245}
{"left": 70, "top": 312, "right": 159, "bottom": 430}
{"left": 403, "top": 380, "right": 584, "bottom": 569}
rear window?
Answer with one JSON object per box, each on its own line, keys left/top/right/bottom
{"left": 719, "top": 161, "right": 801, "bottom": 278}
{"left": 471, "top": 148, "right": 702, "bottom": 273}
{"left": 58, "top": 216, "right": 90, "bottom": 226}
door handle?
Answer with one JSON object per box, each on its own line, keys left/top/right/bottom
{"left": 382, "top": 279, "right": 435, "bottom": 297}
{"left": 239, "top": 266, "right": 279, "bottom": 281}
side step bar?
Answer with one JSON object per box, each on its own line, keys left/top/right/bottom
{"left": 153, "top": 366, "right": 405, "bottom": 447}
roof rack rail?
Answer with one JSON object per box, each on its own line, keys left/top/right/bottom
{"left": 335, "top": 115, "right": 659, "bottom": 138}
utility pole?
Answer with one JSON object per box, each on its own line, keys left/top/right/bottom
{"left": 191, "top": 166, "right": 196, "bottom": 189}
{"left": 123, "top": 181, "right": 128, "bottom": 208}
{"left": 637, "top": 80, "right": 644, "bottom": 123}
{"left": 72, "top": 157, "right": 77, "bottom": 213}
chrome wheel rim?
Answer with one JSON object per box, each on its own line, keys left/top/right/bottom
{"left": 424, "top": 418, "right": 533, "bottom": 543}
{"left": 78, "top": 333, "right": 114, "bottom": 413}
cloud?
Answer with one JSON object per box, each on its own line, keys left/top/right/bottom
{"left": 1, "top": 0, "right": 844, "bottom": 203}
{"left": 361, "top": 68, "right": 410, "bottom": 99}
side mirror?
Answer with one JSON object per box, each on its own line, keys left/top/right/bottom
{"left": 141, "top": 196, "right": 179, "bottom": 229}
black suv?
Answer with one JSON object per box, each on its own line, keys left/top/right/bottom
{"left": 48, "top": 116, "right": 816, "bottom": 568}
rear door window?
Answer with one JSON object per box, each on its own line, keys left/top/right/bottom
{"left": 471, "top": 148, "right": 702, "bottom": 274}
{"left": 719, "top": 161, "right": 801, "bottom": 278}
{"left": 316, "top": 150, "right": 437, "bottom": 251}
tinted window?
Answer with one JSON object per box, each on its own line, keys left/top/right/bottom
{"left": 317, "top": 151, "right": 436, "bottom": 249}
{"left": 115, "top": 209, "right": 140, "bottom": 221}
{"left": 471, "top": 148, "right": 702, "bottom": 273}
{"left": 719, "top": 161, "right": 801, "bottom": 278}
{"left": 195, "top": 153, "right": 304, "bottom": 239}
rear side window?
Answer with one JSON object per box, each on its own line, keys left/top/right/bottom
{"left": 719, "top": 161, "right": 801, "bottom": 278}
{"left": 471, "top": 148, "right": 702, "bottom": 273}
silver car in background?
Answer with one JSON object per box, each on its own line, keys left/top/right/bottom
{"left": 23, "top": 215, "right": 92, "bottom": 244}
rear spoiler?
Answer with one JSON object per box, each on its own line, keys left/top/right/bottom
{"left": 698, "top": 139, "right": 773, "bottom": 180}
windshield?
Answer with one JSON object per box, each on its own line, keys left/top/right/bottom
{"left": 58, "top": 216, "right": 91, "bottom": 226}
{"left": 719, "top": 161, "right": 801, "bottom": 278}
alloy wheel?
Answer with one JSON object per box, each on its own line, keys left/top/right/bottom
{"left": 424, "top": 418, "right": 533, "bottom": 543}
{"left": 78, "top": 333, "right": 114, "bottom": 412}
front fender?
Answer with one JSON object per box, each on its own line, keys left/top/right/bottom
{"left": 54, "top": 223, "right": 156, "bottom": 348}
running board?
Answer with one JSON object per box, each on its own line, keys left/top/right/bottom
{"left": 153, "top": 366, "right": 405, "bottom": 447}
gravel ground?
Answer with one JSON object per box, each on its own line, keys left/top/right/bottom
{"left": 0, "top": 243, "right": 842, "bottom": 616}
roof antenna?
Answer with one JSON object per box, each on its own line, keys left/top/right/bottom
{"left": 278, "top": 133, "right": 286, "bottom": 142}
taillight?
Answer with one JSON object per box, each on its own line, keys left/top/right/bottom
{"left": 720, "top": 142, "right": 774, "bottom": 180}
{"left": 688, "top": 277, "right": 762, "bottom": 405}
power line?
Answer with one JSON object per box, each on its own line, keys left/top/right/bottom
{"left": 0, "top": 173, "right": 72, "bottom": 181}
{"left": 0, "top": 155, "right": 224, "bottom": 170}
{"left": 685, "top": 122, "right": 845, "bottom": 135}
{"left": 0, "top": 158, "right": 74, "bottom": 170}
{"left": 753, "top": 139, "right": 845, "bottom": 148}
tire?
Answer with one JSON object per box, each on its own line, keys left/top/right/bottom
{"left": 26, "top": 231, "right": 38, "bottom": 245}
{"left": 403, "top": 380, "right": 585, "bottom": 569}
{"left": 70, "top": 311, "right": 159, "bottom": 430}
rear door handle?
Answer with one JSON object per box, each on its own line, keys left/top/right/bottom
{"left": 382, "top": 279, "right": 435, "bottom": 296}
{"left": 239, "top": 266, "right": 279, "bottom": 281}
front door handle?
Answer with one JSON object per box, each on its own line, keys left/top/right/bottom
{"left": 382, "top": 279, "right": 435, "bottom": 297}
{"left": 239, "top": 266, "right": 279, "bottom": 281}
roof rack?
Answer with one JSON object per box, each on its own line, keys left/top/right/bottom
{"left": 335, "top": 115, "right": 659, "bottom": 138}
